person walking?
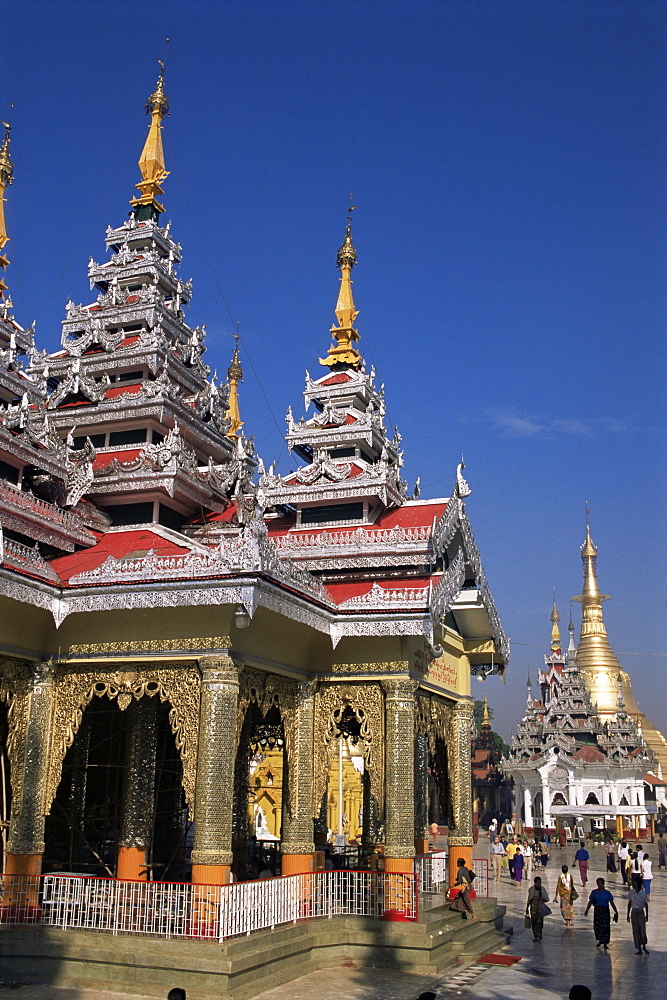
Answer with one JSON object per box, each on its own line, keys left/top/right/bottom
{"left": 618, "top": 839, "right": 629, "bottom": 885}
{"left": 488, "top": 817, "right": 498, "bottom": 842}
{"left": 553, "top": 864, "right": 578, "bottom": 928}
{"left": 584, "top": 877, "right": 618, "bottom": 951}
{"left": 538, "top": 837, "right": 549, "bottom": 869}
{"left": 522, "top": 839, "right": 533, "bottom": 880}
{"left": 605, "top": 840, "right": 617, "bottom": 873}
{"left": 574, "top": 841, "right": 590, "bottom": 887}
{"left": 525, "top": 875, "right": 549, "bottom": 942}
{"left": 513, "top": 844, "right": 525, "bottom": 886}
{"left": 657, "top": 832, "right": 667, "bottom": 869}
{"left": 448, "top": 857, "right": 477, "bottom": 921}
{"left": 506, "top": 837, "right": 519, "bottom": 880}
{"left": 490, "top": 836, "right": 506, "bottom": 882}
{"left": 626, "top": 874, "right": 649, "bottom": 954}
{"left": 640, "top": 854, "right": 653, "bottom": 895}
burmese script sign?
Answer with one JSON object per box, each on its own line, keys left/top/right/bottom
{"left": 414, "top": 648, "right": 458, "bottom": 689}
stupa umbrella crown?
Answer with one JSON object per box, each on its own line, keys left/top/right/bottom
{"left": 320, "top": 212, "right": 362, "bottom": 369}
{"left": 0, "top": 118, "right": 14, "bottom": 299}
{"left": 130, "top": 61, "right": 170, "bottom": 221}
{"left": 226, "top": 334, "right": 244, "bottom": 440}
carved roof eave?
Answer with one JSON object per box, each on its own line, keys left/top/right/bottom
{"left": 88, "top": 466, "right": 217, "bottom": 507}
{"left": 0, "top": 481, "right": 97, "bottom": 550}
{"left": 88, "top": 261, "right": 182, "bottom": 298}
{"left": 46, "top": 347, "right": 209, "bottom": 400}
{"left": 105, "top": 219, "right": 181, "bottom": 259}
{"left": 0, "top": 425, "right": 63, "bottom": 475}
{"left": 46, "top": 399, "right": 236, "bottom": 464}
{"left": 263, "top": 472, "right": 405, "bottom": 508}
{"left": 0, "top": 315, "right": 34, "bottom": 354}
{"left": 0, "top": 368, "right": 42, "bottom": 403}
{"left": 428, "top": 496, "right": 509, "bottom": 670}
{"left": 0, "top": 566, "right": 432, "bottom": 646}
{"left": 287, "top": 422, "right": 378, "bottom": 452}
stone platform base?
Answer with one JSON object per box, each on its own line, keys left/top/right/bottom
{"left": 0, "top": 899, "right": 509, "bottom": 1000}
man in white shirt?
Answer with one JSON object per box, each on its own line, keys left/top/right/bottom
{"left": 618, "top": 840, "right": 629, "bottom": 885}
{"left": 640, "top": 855, "right": 653, "bottom": 894}
{"left": 490, "top": 836, "right": 506, "bottom": 882}
{"left": 635, "top": 844, "right": 645, "bottom": 863}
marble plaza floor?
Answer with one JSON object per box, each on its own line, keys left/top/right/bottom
{"left": 2, "top": 842, "right": 665, "bottom": 1000}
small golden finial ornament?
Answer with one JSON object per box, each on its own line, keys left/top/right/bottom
{"left": 320, "top": 200, "right": 362, "bottom": 369}
{"left": 131, "top": 46, "right": 171, "bottom": 218}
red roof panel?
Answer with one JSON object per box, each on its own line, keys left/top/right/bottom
{"left": 50, "top": 528, "right": 193, "bottom": 584}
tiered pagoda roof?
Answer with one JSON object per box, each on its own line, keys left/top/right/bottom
{"left": 0, "top": 69, "right": 509, "bottom": 673}
{"left": 506, "top": 601, "right": 652, "bottom": 774}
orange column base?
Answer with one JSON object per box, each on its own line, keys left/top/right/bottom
{"left": 414, "top": 838, "right": 429, "bottom": 856}
{"left": 191, "top": 862, "right": 230, "bottom": 886}
{"left": 281, "top": 853, "right": 314, "bottom": 876}
{"left": 3, "top": 853, "right": 43, "bottom": 917}
{"left": 382, "top": 857, "right": 414, "bottom": 921}
{"left": 448, "top": 845, "right": 473, "bottom": 892}
{"left": 117, "top": 845, "right": 147, "bottom": 881}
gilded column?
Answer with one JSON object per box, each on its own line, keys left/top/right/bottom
{"left": 6, "top": 661, "right": 55, "bottom": 878}
{"left": 191, "top": 655, "right": 240, "bottom": 885}
{"left": 281, "top": 679, "right": 317, "bottom": 875}
{"left": 414, "top": 727, "right": 429, "bottom": 856}
{"left": 382, "top": 678, "right": 417, "bottom": 874}
{"left": 447, "top": 698, "right": 475, "bottom": 887}
{"left": 117, "top": 696, "right": 157, "bottom": 880}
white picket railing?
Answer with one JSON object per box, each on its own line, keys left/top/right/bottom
{"left": 0, "top": 870, "right": 416, "bottom": 941}
{"left": 414, "top": 855, "right": 489, "bottom": 898}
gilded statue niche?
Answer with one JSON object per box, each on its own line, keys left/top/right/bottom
{"left": 314, "top": 682, "right": 384, "bottom": 818}
{"left": 45, "top": 663, "right": 201, "bottom": 814}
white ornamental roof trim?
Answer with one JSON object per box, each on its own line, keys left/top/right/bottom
{"left": 68, "top": 517, "right": 329, "bottom": 604}
{"left": 337, "top": 581, "right": 429, "bottom": 611}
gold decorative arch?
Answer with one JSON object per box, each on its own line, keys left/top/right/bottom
{"left": 45, "top": 664, "right": 201, "bottom": 814}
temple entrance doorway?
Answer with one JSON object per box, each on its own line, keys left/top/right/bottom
{"left": 43, "top": 696, "right": 186, "bottom": 879}
{"left": 326, "top": 735, "right": 364, "bottom": 849}
{"left": 235, "top": 700, "right": 286, "bottom": 878}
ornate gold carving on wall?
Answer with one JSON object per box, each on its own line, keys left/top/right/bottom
{"left": 329, "top": 661, "right": 409, "bottom": 675}
{"left": 0, "top": 659, "right": 33, "bottom": 837}
{"left": 46, "top": 663, "right": 201, "bottom": 814}
{"left": 236, "top": 667, "right": 298, "bottom": 815}
{"left": 68, "top": 637, "right": 231, "bottom": 656}
{"left": 314, "top": 682, "right": 384, "bottom": 817}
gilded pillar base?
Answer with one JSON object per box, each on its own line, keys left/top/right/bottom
{"left": 414, "top": 838, "right": 429, "bottom": 856}
{"left": 117, "top": 845, "right": 147, "bottom": 881}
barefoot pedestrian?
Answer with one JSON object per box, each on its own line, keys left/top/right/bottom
{"left": 626, "top": 874, "right": 649, "bottom": 955}
{"left": 490, "top": 836, "right": 506, "bottom": 882}
{"left": 449, "top": 857, "right": 477, "bottom": 921}
{"left": 584, "top": 877, "right": 618, "bottom": 951}
{"left": 553, "top": 864, "right": 577, "bottom": 928}
{"left": 618, "top": 839, "right": 629, "bottom": 885}
{"left": 525, "top": 875, "right": 549, "bottom": 942}
{"left": 574, "top": 840, "right": 590, "bottom": 886}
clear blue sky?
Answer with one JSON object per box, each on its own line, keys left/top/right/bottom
{"left": 3, "top": 0, "right": 665, "bottom": 739}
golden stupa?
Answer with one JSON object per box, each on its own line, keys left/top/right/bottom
{"left": 574, "top": 517, "right": 667, "bottom": 772}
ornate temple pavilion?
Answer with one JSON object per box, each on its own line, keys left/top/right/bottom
{"left": 0, "top": 68, "right": 508, "bottom": 890}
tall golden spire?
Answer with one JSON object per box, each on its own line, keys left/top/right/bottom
{"left": 482, "top": 697, "right": 491, "bottom": 730}
{"left": 130, "top": 54, "right": 170, "bottom": 220}
{"left": 226, "top": 333, "right": 244, "bottom": 440}
{"left": 550, "top": 590, "right": 561, "bottom": 652}
{"left": 573, "top": 512, "right": 638, "bottom": 715}
{"left": 0, "top": 114, "right": 14, "bottom": 300}
{"left": 320, "top": 204, "right": 362, "bottom": 369}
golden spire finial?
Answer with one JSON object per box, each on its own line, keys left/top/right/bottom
{"left": 130, "top": 46, "right": 170, "bottom": 220}
{"left": 550, "top": 589, "right": 561, "bottom": 652}
{"left": 320, "top": 198, "right": 362, "bottom": 369}
{"left": 226, "top": 329, "right": 244, "bottom": 440}
{"left": 482, "top": 697, "right": 491, "bottom": 728}
{"left": 0, "top": 108, "right": 14, "bottom": 300}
